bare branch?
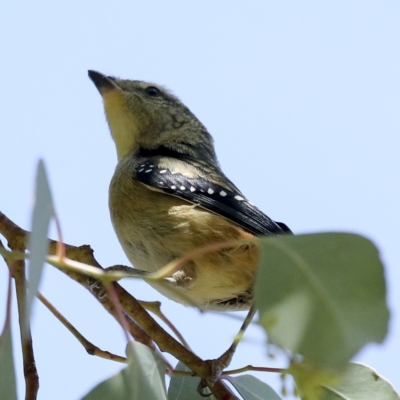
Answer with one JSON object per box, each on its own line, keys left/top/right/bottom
{"left": 1, "top": 236, "right": 39, "bottom": 400}
{"left": 0, "top": 211, "right": 238, "bottom": 399}
{"left": 37, "top": 292, "right": 127, "bottom": 364}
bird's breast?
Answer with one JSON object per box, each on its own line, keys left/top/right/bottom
{"left": 108, "top": 157, "right": 260, "bottom": 310}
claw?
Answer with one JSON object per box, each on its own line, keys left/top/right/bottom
{"left": 87, "top": 278, "right": 96, "bottom": 293}
{"left": 87, "top": 277, "right": 106, "bottom": 299}
{"left": 164, "top": 270, "right": 194, "bottom": 288}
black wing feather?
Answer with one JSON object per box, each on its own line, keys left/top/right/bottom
{"left": 135, "top": 160, "right": 292, "bottom": 237}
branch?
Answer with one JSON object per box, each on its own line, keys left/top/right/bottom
{"left": 0, "top": 211, "right": 238, "bottom": 400}
{"left": 37, "top": 292, "right": 127, "bottom": 364}
{"left": 1, "top": 238, "right": 39, "bottom": 400}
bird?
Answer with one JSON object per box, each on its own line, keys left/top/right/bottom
{"left": 88, "top": 70, "right": 291, "bottom": 311}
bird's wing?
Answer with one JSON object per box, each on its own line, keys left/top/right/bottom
{"left": 134, "top": 158, "right": 292, "bottom": 236}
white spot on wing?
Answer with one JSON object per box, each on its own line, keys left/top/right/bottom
{"left": 180, "top": 186, "right": 186, "bottom": 190}
{"left": 145, "top": 169, "right": 152, "bottom": 173}
{"left": 220, "top": 191, "right": 227, "bottom": 197}
{"left": 171, "top": 185, "right": 176, "bottom": 189}
{"left": 190, "top": 186, "right": 196, "bottom": 192}
{"left": 138, "top": 169, "right": 144, "bottom": 172}
{"left": 208, "top": 188, "right": 214, "bottom": 195}
{"left": 235, "top": 195, "right": 245, "bottom": 201}
{"left": 160, "top": 170, "right": 167, "bottom": 174}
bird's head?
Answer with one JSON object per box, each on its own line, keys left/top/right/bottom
{"left": 88, "top": 70, "right": 216, "bottom": 162}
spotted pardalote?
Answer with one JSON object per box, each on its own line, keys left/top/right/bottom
{"left": 88, "top": 70, "right": 291, "bottom": 311}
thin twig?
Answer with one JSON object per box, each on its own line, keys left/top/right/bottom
{"left": 4, "top": 237, "right": 39, "bottom": 400}
{"left": 172, "top": 364, "right": 284, "bottom": 377}
{"left": 223, "top": 365, "right": 285, "bottom": 375}
{"left": 0, "top": 240, "right": 13, "bottom": 347}
{"left": 104, "top": 282, "right": 131, "bottom": 343}
{"left": 231, "top": 305, "right": 257, "bottom": 349}
{"left": 196, "top": 306, "right": 257, "bottom": 395}
{"left": 140, "top": 300, "right": 192, "bottom": 350}
{"left": 37, "top": 292, "right": 127, "bottom": 364}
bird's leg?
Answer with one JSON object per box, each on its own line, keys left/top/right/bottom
{"left": 197, "top": 305, "right": 257, "bottom": 396}
{"left": 106, "top": 264, "right": 194, "bottom": 287}
{"left": 86, "top": 265, "right": 148, "bottom": 298}
{"left": 105, "top": 264, "right": 149, "bottom": 276}
{"left": 89, "top": 264, "right": 193, "bottom": 289}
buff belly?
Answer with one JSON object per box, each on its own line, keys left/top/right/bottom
{"left": 109, "top": 159, "right": 259, "bottom": 310}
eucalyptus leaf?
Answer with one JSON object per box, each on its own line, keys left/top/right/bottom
{"left": 229, "top": 375, "right": 282, "bottom": 400}
{"left": 321, "top": 363, "right": 400, "bottom": 400}
{"left": 168, "top": 362, "right": 216, "bottom": 400}
{"left": 82, "top": 342, "right": 167, "bottom": 400}
{"left": 0, "top": 327, "right": 17, "bottom": 400}
{"left": 27, "top": 160, "right": 54, "bottom": 326}
{"left": 255, "top": 233, "right": 389, "bottom": 367}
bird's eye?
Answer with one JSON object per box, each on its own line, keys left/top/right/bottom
{"left": 145, "top": 86, "right": 161, "bottom": 97}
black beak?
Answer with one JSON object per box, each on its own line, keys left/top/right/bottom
{"left": 88, "top": 70, "right": 116, "bottom": 94}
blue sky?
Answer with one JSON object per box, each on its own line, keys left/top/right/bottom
{"left": 1, "top": 2, "right": 399, "bottom": 399}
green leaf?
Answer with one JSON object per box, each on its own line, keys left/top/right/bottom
{"left": 0, "top": 327, "right": 17, "bottom": 400}
{"left": 82, "top": 342, "right": 167, "bottom": 400}
{"left": 168, "top": 362, "right": 216, "bottom": 400}
{"left": 229, "top": 375, "right": 282, "bottom": 400}
{"left": 255, "top": 233, "right": 389, "bottom": 367}
{"left": 27, "top": 160, "right": 54, "bottom": 323}
{"left": 321, "top": 363, "right": 400, "bottom": 400}
{"left": 289, "top": 361, "right": 341, "bottom": 400}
